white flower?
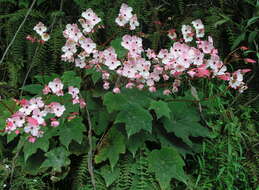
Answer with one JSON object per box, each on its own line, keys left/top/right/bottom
{"left": 33, "top": 22, "right": 47, "bottom": 35}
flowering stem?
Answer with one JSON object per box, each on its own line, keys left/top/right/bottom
{"left": 20, "top": 45, "right": 40, "bottom": 98}
{"left": 85, "top": 107, "right": 96, "bottom": 190}
{"left": 0, "top": 0, "right": 37, "bottom": 65}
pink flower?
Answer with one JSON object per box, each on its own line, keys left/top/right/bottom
{"left": 27, "top": 117, "right": 39, "bottom": 126}
{"left": 48, "top": 78, "right": 64, "bottom": 95}
{"left": 103, "top": 81, "right": 110, "bottom": 90}
{"left": 168, "top": 29, "right": 177, "bottom": 40}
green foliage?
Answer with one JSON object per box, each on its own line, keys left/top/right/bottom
{"left": 0, "top": 0, "right": 258, "bottom": 189}
{"left": 162, "top": 102, "right": 210, "bottom": 147}
{"left": 111, "top": 38, "right": 127, "bottom": 59}
{"left": 148, "top": 147, "right": 187, "bottom": 189}
{"left": 95, "top": 127, "right": 126, "bottom": 169}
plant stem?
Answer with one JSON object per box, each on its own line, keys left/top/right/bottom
{"left": 85, "top": 107, "right": 96, "bottom": 190}
{"left": 0, "top": 0, "right": 37, "bottom": 65}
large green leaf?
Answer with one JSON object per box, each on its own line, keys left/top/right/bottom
{"left": 126, "top": 131, "right": 153, "bottom": 157}
{"left": 149, "top": 100, "right": 171, "bottom": 119}
{"left": 95, "top": 127, "right": 125, "bottom": 169}
{"left": 59, "top": 118, "right": 86, "bottom": 149}
{"left": 103, "top": 92, "right": 127, "bottom": 113}
{"left": 41, "top": 147, "right": 70, "bottom": 172}
{"left": 115, "top": 104, "right": 153, "bottom": 137}
{"left": 162, "top": 102, "right": 210, "bottom": 146}
{"left": 103, "top": 89, "right": 151, "bottom": 113}
{"left": 147, "top": 147, "right": 187, "bottom": 189}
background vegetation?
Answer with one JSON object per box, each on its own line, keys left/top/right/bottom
{"left": 0, "top": 0, "right": 258, "bottom": 189}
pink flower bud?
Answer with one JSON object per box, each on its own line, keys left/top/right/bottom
{"left": 113, "top": 87, "right": 121, "bottom": 94}
{"left": 149, "top": 86, "right": 156, "bottom": 92}
{"left": 28, "top": 136, "right": 36, "bottom": 143}
{"left": 126, "top": 82, "right": 134, "bottom": 89}
{"left": 137, "top": 84, "right": 144, "bottom": 90}
{"left": 244, "top": 58, "right": 256, "bottom": 63}
{"left": 43, "top": 85, "right": 51, "bottom": 95}
{"left": 79, "top": 98, "right": 86, "bottom": 108}
{"left": 51, "top": 120, "right": 60, "bottom": 127}
{"left": 163, "top": 89, "right": 171, "bottom": 95}
{"left": 15, "top": 130, "right": 20, "bottom": 135}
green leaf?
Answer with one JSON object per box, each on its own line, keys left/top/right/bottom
{"left": 100, "top": 166, "right": 120, "bottom": 187}
{"left": 248, "top": 31, "right": 258, "bottom": 44}
{"left": 92, "top": 109, "right": 110, "bottom": 135}
{"left": 115, "top": 104, "right": 153, "bottom": 137}
{"left": 41, "top": 147, "right": 70, "bottom": 172}
{"left": 214, "top": 19, "right": 228, "bottom": 28}
{"left": 23, "top": 135, "right": 49, "bottom": 162}
{"left": 91, "top": 71, "right": 102, "bottom": 84}
{"left": 126, "top": 131, "right": 152, "bottom": 157}
{"left": 103, "top": 89, "right": 151, "bottom": 113}
{"left": 61, "top": 71, "right": 81, "bottom": 88}
{"left": 59, "top": 118, "right": 86, "bottom": 149}
{"left": 34, "top": 74, "right": 59, "bottom": 85}
{"left": 246, "top": 16, "right": 259, "bottom": 27}
{"left": 162, "top": 102, "right": 210, "bottom": 146}
{"left": 7, "top": 133, "right": 17, "bottom": 143}
{"left": 103, "top": 92, "right": 127, "bottom": 113}
{"left": 147, "top": 147, "right": 187, "bottom": 189}
{"left": 111, "top": 38, "right": 127, "bottom": 59}
{"left": 20, "top": 84, "right": 43, "bottom": 94}
{"left": 231, "top": 33, "right": 246, "bottom": 50}
{"left": 149, "top": 100, "right": 171, "bottom": 119}
{"left": 95, "top": 127, "right": 125, "bottom": 169}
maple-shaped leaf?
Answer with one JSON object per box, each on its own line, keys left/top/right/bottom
{"left": 41, "top": 147, "right": 70, "bottom": 172}
{"left": 103, "top": 89, "right": 151, "bottom": 113}
{"left": 115, "top": 104, "right": 153, "bottom": 137}
{"left": 147, "top": 147, "right": 187, "bottom": 189}
{"left": 162, "top": 102, "right": 210, "bottom": 146}
{"left": 59, "top": 118, "right": 86, "bottom": 149}
{"left": 126, "top": 131, "right": 154, "bottom": 157}
{"left": 95, "top": 127, "right": 125, "bottom": 169}
{"left": 149, "top": 100, "right": 171, "bottom": 119}
{"left": 103, "top": 92, "right": 127, "bottom": 113}
{"left": 23, "top": 135, "right": 49, "bottom": 162}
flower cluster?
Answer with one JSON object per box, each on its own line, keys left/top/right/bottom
{"left": 5, "top": 97, "right": 65, "bottom": 143}
{"left": 60, "top": 4, "right": 250, "bottom": 95}
{"left": 115, "top": 3, "right": 139, "bottom": 30}
{"left": 5, "top": 78, "right": 86, "bottom": 143}
{"left": 33, "top": 22, "right": 50, "bottom": 42}
{"left": 61, "top": 8, "right": 101, "bottom": 62}
{"left": 43, "top": 78, "right": 86, "bottom": 108}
